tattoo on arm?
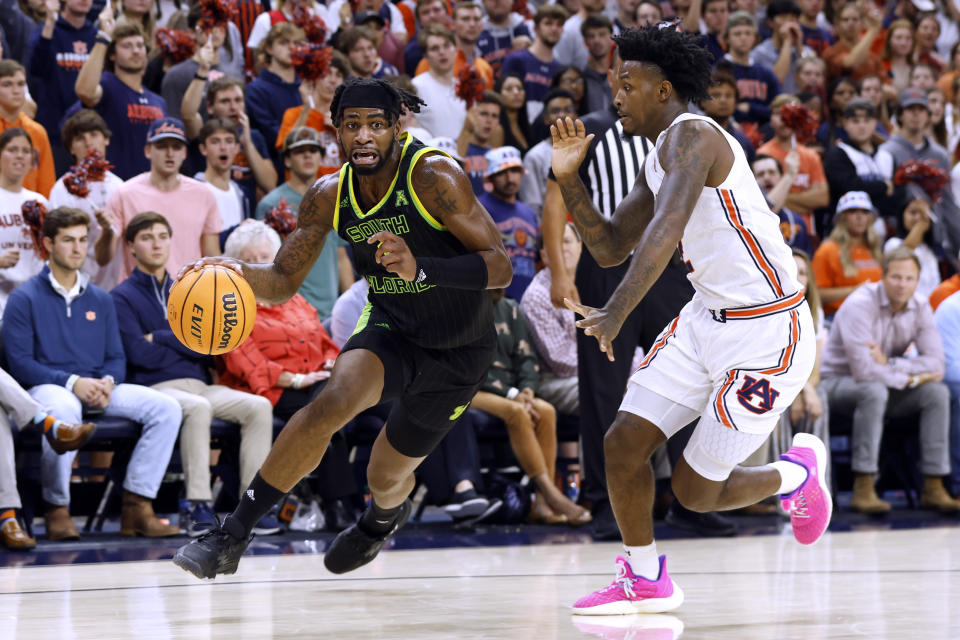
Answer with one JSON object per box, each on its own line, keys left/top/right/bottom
{"left": 605, "top": 122, "right": 715, "bottom": 319}
{"left": 555, "top": 174, "right": 614, "bottom": 259}
{"left": 246, "top": 177, "right": 335, "bottom": 303}
{"left": 414, "top": 155, "right": 513, "bottom": 287}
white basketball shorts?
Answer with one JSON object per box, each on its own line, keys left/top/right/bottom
{"left": 619, "top": 296, "right": 816, "bottom": 480}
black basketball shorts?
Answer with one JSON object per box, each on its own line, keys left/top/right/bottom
{"left": 341, "top": 311, "right": 496, "bottom": 458}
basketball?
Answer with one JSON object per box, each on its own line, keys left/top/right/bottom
{"left": 167, "top": 265, "right": 257, "bottom": 355}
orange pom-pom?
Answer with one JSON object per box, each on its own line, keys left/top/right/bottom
{"left": 263, "top": 198, "right": 298, "bottom": 238}
{"left": 455, "top": 66, "right": 486, "bottom": 109}
{"left": 893, "top": 159, "right": 949, "bottom": 203}
{"left": 779, "top": 104, "right": 818, "bottom": 145}
{"left": 21, "top": 200, "right": 48, "bottom": 259}
{"left": 154, "top": 28, "right": 196, "bottom": 63}
{"left": 292, "top": 4, "right": 328, "bottom": 44}
{"left": 291, "top": 43, "right": 333, "bottom": 81}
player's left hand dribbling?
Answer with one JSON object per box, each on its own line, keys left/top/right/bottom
{"left": 565, "top": 298, "right": 622, "bottom": 362}
{"left": 368, "top": 231, "right": 417, "bottom": 281}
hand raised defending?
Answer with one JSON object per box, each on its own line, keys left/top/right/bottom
{"left": 551, "top": 117, "right": 594, "bottom": 179}
{"left": 564, "top": 298, "right": 624, "bottom": 362}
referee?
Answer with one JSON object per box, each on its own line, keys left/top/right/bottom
{"left": 543, "top": 95, "right": 735, "bottom": 539}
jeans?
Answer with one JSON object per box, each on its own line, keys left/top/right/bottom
{"left": 31, "top": 383, "right": 181, "bottom": 506}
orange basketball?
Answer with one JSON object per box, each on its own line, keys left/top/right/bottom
{"left": 167, "top": 265, "right": 257, "bottom": 355}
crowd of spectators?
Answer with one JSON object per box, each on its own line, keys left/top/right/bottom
{"left": 2, "top": 0, "right": 960, "bottom": 550}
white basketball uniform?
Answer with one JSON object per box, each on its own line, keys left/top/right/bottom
{"left": 620, "top": 113, "right": 816, "bottom": 481}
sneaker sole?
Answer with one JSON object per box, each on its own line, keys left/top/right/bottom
{"left": 791, "top": 433, "right": 833, "bottom": 546}
{"left": 571, "top": 581, "right": 684, "bottom": 615}
{"left": 444, "top": 498, "right": 489, "bottom": 518}
{"left": 252, "top": 527, "right": 283, "bottom": 535}
{"left": 172, "top": 550, "right": 216, "bottom": 580}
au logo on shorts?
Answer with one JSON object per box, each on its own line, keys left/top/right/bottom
{"left": 736, "top": 375, "right": 780, "bottom": 414}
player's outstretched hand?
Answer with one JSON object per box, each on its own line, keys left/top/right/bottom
{"left": 564, "top": 298, "right": 623, "bottom": 362}
{"left": 551, "top": 117, "right": 594, "bottom": 179}
{"left": 176, "top": 256, "right": 245, "bottom": 281}
{"left": 369, "top": 231, "right": 417, "bottom": 281}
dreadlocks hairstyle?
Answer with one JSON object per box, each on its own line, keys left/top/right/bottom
{"left": 613, "top": 25, "right": 714, "bottom": 105}
{"left": 330, "top": 78, "right": 427, "bottom": 127}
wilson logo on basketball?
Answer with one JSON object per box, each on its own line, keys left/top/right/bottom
{"left": 217, "top": 293, "right": 239, "bottom": 350}
{"left": 168, "top": 265, "right": 256, "bottom": 355}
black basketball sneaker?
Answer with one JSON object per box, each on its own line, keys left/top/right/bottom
{"left": 323, "top": 499, "right": 412, "bottom": 574}
{"left": 172, "top": 517, "right": 252, "bottom": 579}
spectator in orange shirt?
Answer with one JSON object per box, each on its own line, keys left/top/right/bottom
{"left": 276, "top": 51, "right": 350, "bottom": 177}
{"left": 821, "top": 2, "right": 884, "bottom": 84}
{"left": 0, "top": 61, "right": 54, "bottom": 198}
{"left": 812, "top": 191, "right": 884, "bottom": 316}
{"left": 757, "top": 94, "right": 829, "bottom": 236}
{"left": 931, "top": 271, "right": 960, "bottom": 311}
{"left": 414, "top": 1, "right": 494, "bottom": 90}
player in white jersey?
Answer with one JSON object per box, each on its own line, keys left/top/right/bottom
{"left": 551, "top": 25, "right": 832, "bottom": 616}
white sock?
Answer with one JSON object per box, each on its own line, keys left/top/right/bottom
{"left": 623, "top": 542, "right": 660, "bottom": 581}
{"left": 771, "top": 460, "right": 808, "bottom": 495}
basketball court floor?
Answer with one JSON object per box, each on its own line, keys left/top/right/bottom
{"left": 2, "top": 522, "right": 958, "bottom": 639}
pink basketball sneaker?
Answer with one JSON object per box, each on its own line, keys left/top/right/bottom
{"left": 779, "top": 432, "right": 832, "bottom": 545}
{"left": 572, "top": 555, "right": 683, "bottom": 615}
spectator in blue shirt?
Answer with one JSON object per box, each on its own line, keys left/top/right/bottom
{"left": 26, "top": 0, "right": 97, "bottom": 173}
{"left": 478, "top": 0, "right": 532, "bottom": 76}
{"left": 722, "top": 11, "right": 781, "bottom": 126}
{"left": 246, "top": 22, "right": 303, "bottom": 172}
{"left": 74, "top": 21, "right": 167, "bottom": 179}
{"left": 111, "top": 212, "right": 278, "bottom": 536}
{"left": 500, "top": 5, "right": 565, "bottom": 125}
{"left": 479, "top": 146, "right": 539, "bottom": 301}
{"left": 2, "top": 207, "right": 182, "bottom": 540}
{"left": 934, "top": 290, "right": 960, "bottom": 494}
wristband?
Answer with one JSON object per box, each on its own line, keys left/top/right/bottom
{"left": 416, "top": 253, "right": 488, "bottom": 290}
{"left": 95, "top": 37, "right": 111, "bottom": 47}
{"left": 194, "top": 72, "right": 209, "bottom": 82}
{"left": 291, "top": 373, "right": 305, "bottom": 389}
{"left": 506, "top": 387, "right": 520, "bottom": 400}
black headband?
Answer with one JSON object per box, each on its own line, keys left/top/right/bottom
{"left": 339, "top": 83, "right": 400, "bottom": 116}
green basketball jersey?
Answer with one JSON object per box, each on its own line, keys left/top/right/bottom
{"left": 334, "top": 133, "right": 493, "bottom": 349}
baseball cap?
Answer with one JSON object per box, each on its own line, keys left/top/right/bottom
{"left": 484, "top": 146, "right": 524, "bottom": 178}
{"left": 354, "top": 11, "right": 386, "bottom": 27}
{"left": 283, "top": 126, "right": 324, "bottom": 154}
{"left": 726, "top": 10, "right": 757, "bottom": 31}
{"left": 146, "top": 117, "right": 187, "bottom": 144}
{"left": 427, "top": 136, "right": 465, "bottom": 164}
{"left": 836, "top": 191, "right": 877, "bottom": 215}
{"left": 900, "top": 87, "right": 930, "bottom": 111}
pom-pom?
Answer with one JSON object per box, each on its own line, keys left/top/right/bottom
{"left": 455, "top": 66, "right": 486, "bottom": 110}
{"left": 511, "top": 0, "right": 533, "bottom": 19}
{"left": 264, "top": 198, "right": 298, "bottom": 238}
{"left": 893, "top": 159, "right": 950, "bottom": 203}
{"left": 154, "top": 28, "right": 196, "bottom": 63}
{"left": 21, "top": 200, "right": 48, "bottom": 259}
{"left": 63, "top": 150, "right": 115, "bottom": 199}
{"left": 292, "top": 4, "right": 328, "bottom": 44}
{"left": 291, "top": 43, "right": 333, "bottom": 81}
{"left": 779, "top": 103, "right": 818, "bottom": 145}
{"left": 198, "top": 0, "right": 236, "bottom": 30}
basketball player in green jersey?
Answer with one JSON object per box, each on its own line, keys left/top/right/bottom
{"left": 172, "top": 78, "right": 513, "bottom": 579}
